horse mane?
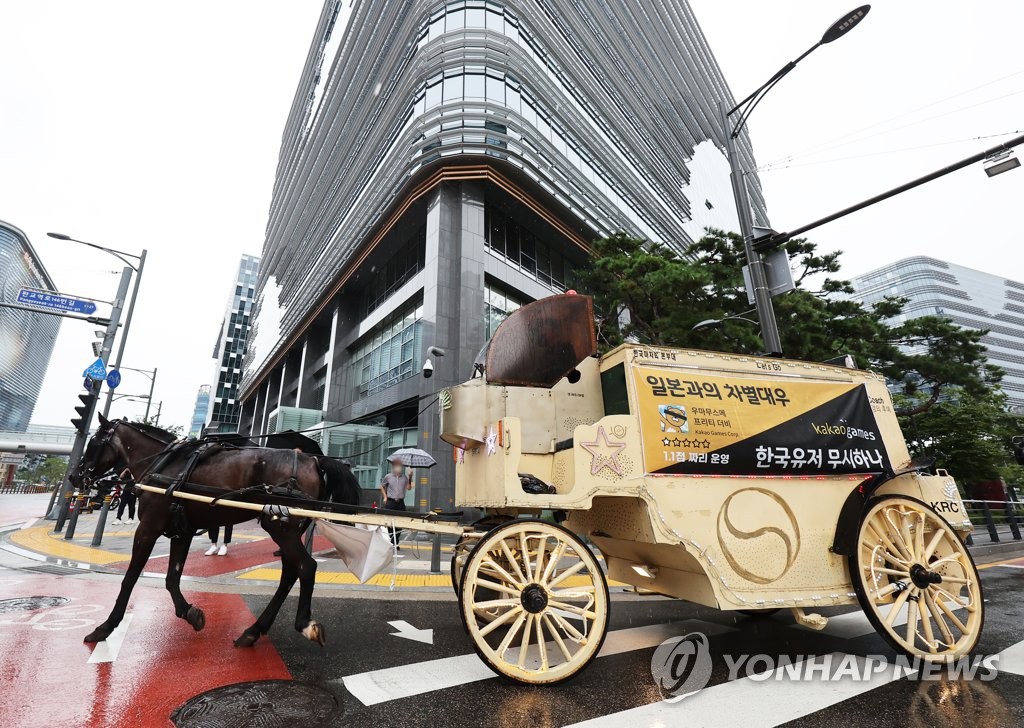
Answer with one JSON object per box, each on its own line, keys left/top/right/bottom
{"left": 125, "top": 420, "right": 177, "bottom": 444}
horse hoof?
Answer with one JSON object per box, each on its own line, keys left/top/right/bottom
{"left": 234, "top": 631, "right": 260, "bottom": 648}
{"left": 84, "top": 627, "right": 112, "bottom": 644}
{"left": 301, "top": 621, "right": 326, "bottom": 647}
{"left": 186, "top": 605, "right": 206, "bottom": 632}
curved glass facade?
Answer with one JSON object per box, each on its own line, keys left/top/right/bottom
{"left": 241, "top": 0, "right": 770, "bottom": 508}
{"left": 0, "top": 222, "right": 61, "bottom": 432}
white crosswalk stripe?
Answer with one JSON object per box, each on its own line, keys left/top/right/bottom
{"left": 340, "top": 619, "right": 737, "bottom": 706}
{"left": 995, "top": 639, "right": 1024, "bottom": 676}
{"left": 564, "top": 654, "right": 912, "bottom": 728}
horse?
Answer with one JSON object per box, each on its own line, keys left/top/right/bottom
{"left": 71, "top": 415, "right": 360, "bottom": 648}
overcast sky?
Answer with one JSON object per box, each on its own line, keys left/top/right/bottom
{"left": 3, "top": 1, "right": 1022, "bottom": 430}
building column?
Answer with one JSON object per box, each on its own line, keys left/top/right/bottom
{"left": 419, "top": 180, "right": 488, "bottom": 511}
{"left": 322, "top": 306, "right": 340, "bottom": 414}
{"left": 295, "top": 339, "right": 308, "bottom": 408}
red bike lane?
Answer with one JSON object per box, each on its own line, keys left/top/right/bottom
{"left": 0, "top": 572, "right": 290, "bottom": 727}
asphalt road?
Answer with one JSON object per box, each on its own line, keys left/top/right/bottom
{"left": 1, "top": 524, "right": 1022, "bottom": 727}
{"left": 254, "top": 563, "right": 1024, "bottom": 728}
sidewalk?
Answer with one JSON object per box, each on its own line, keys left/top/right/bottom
{"left": 1, "top": 495, "right": 459, "bottom": 592}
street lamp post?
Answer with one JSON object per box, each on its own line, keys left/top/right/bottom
{"left": 46, "top": 233, "right": 148, "bottom": 419}
{"left": 721, "top": 5, "right": 871, "bottom": 356}
{"left": 118, "top": 366, "right": 158, "bottom": 420}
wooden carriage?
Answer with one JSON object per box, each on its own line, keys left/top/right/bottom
{"left": 440, "top": 293, "right": 982, "bottom": 684}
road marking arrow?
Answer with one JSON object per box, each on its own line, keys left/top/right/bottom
{"left": 388, "top": 619, "right": 433, "bottom": 645}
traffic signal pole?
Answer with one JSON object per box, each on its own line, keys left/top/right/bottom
{"left": 49, "top": 267, "right": 133, "bottom": 525}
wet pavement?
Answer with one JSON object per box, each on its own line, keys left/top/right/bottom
{"left": 1, "top": 493, "right": 1023, "bottom": 727}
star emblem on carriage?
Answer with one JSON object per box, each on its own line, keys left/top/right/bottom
{"left": 580, "top": 426, "right": 626, "bottom": 476}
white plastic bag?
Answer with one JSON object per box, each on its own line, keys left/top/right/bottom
{"left": 316, "top": 520, "right": 395, "bottom": 583}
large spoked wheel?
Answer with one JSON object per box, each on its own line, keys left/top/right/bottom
{"left": 459, "top": 519, "right": 609, "bottom": 685}
{"left": 850, "top": 494, "right": 983, "bottom": 662}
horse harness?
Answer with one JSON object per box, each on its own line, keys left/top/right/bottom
{"left": 139, "top": 440, "right": 309, "bottom": 539}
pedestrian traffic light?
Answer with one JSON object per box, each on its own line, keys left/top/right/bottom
{"left": 1013, "top": 436, "right": 1024, "bottom": 466}
{"left": 72, "top": 384, "right": 99, "bottom": 435}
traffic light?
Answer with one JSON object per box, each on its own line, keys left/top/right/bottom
{"left": 1013, "top": 437, "right": 1024, "bottom": 466}
{"left": 72, "top": 383, "right": 99, "bottom": 435}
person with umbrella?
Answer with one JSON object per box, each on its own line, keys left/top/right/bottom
{"left": 380, "top": 448, "right": 436, "bottom": 547}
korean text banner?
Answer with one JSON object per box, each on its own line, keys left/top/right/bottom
{"left": 632, "top": 366, "right": 892, "bottom": 476}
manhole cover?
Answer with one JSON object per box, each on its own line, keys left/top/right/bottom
{"left": 170, "top": 680, "right": 339, "bottom": 727}
{"left": 0, "top": 596, "right": 70, "bottom": 613}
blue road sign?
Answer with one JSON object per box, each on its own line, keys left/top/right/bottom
{"left": 106, "top": 370, "right": 121, "bottom": 389}
{"left": 83, "top": 358, "right": 107, "bottom": 380}
{"left": 17, "top": 288, "right": 97, "bottom": 315}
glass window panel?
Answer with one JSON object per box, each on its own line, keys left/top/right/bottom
{"left": 485, "top": 75, "right": 504, "bottom": 104}
{"left": 506, "top": 85, "right": 521, "bottom": 114}
{"left": 425, "top": 79, "right": 442, "bottom": 108}
{"left": 505, "top": 217, "right": 520, "bottom": 264}
{"left": 464, "top": 72, "right": 485, "bottom": 99}
{"left": 445, "top": 9, "right": 465, "bottom": 31}
{"left": 466, "top": 7, "right": 485, "bottom": 27}
{"left": 485, "top": 8, "right": 504, "bottom": 33}
{"left": 443, "top": 74, "right": 462, "bottom": 103}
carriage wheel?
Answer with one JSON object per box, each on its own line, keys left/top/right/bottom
{"left": 850, "top": 494, "right": 983, "bottom": 662}
{"left": 459, "top": 519, "right": 609, "bottom": 685}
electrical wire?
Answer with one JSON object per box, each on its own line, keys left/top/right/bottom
{"left": 756, "top": 68, "right": 1024, "bottom": 171}
{"left": 759, "top": 130, "right": 1024, "bottom": 172}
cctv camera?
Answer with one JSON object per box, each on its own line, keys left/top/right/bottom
{"left": 422, "top": 358, "right": 434, "bottom": 378}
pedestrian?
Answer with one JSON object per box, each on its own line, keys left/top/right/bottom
{"left": 380, "top": 459, "right": 412, "bottom": 547}
{"left": 112, "top": 469, "right": 137, "bottom": 525}
{"left": 205, "top": 524, "right": 232, "bottom": 556}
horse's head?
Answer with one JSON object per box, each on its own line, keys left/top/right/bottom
{"left": 72, "top": 414, "right": 128, "bottom": 488}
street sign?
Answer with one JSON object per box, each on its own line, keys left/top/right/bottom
{"left": 106, "top": 370, "right": 121, "bottom": 389}
{"left": 17, "top": 288, "right": 97, "bottom": 315}
{"left": 83, "top": 358, "right": 107, "bottom": 381}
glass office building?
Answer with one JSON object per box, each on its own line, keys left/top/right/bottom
{"left": 239, "top": 0, "right": 768, "bottom": 508}
{"left": 851, "top": 256, "right": 1024, "bottom": 413}
{"left": 189, "top": 385, "right": 211, "bottom": 438}
{"left": 207, "top": 254, "right": 260, "bottom": 432}
{"left": 0, "top": 221, "right": 61, "bottom": 432}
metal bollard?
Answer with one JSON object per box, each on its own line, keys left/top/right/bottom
{"left": 429, "top": 533, "right": 442, "bottom": 574}
{"left": 54, "top": 492, "right": 74, "bottom": 533}
{"left": 64, "top": 495, "right": 87, "bottom": 540}
{"left": 91, "top": 495, "right": 113, "bottom": 547}
{"left": 980, "top": 501, "right": 999, "bottom": 542}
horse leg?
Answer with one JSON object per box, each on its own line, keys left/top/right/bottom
{"left": 234, "top": 521, "right": 298, "bottom": 647}
{"left": 84, "top": 515, "right": 163, "bottom": 643}
{"left": 166, "top": 532, "right": 205, "bottom": 631}
{"left": 288, "top": 520, "right": 324, "bottom": 646}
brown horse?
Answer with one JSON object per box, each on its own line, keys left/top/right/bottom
{"left": 71, "top": 415, "right": 359, "bottom": 648}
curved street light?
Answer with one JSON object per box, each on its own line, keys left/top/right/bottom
{"left": 721, "top": 5, "right": 871, "bottom": 357}
{"left": 46, "top": 232, "right": 148, "bottom": 418}
{"left": 691, "top": 315, "right": 759, "bottom": 332}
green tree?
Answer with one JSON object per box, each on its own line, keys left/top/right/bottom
{"left": 30, "top": 457, "right": 69, "bottom": 487}
{"left": 577, "top": 229, "right": 998, "bottom": 408}
{"left": 901, "top": 389, "right": 1024, "bottom": 491}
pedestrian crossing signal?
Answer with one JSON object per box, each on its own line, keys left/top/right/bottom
{"left": 1013, "top": 436, "right": 1024, "bottom": 466}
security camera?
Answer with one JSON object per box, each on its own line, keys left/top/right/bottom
{"left": 423, "top": 358, "right": 434, "bottom": 378}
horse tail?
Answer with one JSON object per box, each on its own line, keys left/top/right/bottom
{"left": 317, "top": 457, "right": 361, "bottom": 506}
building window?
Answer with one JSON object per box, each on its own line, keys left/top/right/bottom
{"left": 485, "top": 281, "right": 529, "bottom": 339}
{"left": 361, "top": 228, "right": 426, "bottom": 317}
{"left": 484, "top": 205, "right": 567, "bottom": 291}
{"left": 351, "top": 297, "right": 424, "bottom": 399}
